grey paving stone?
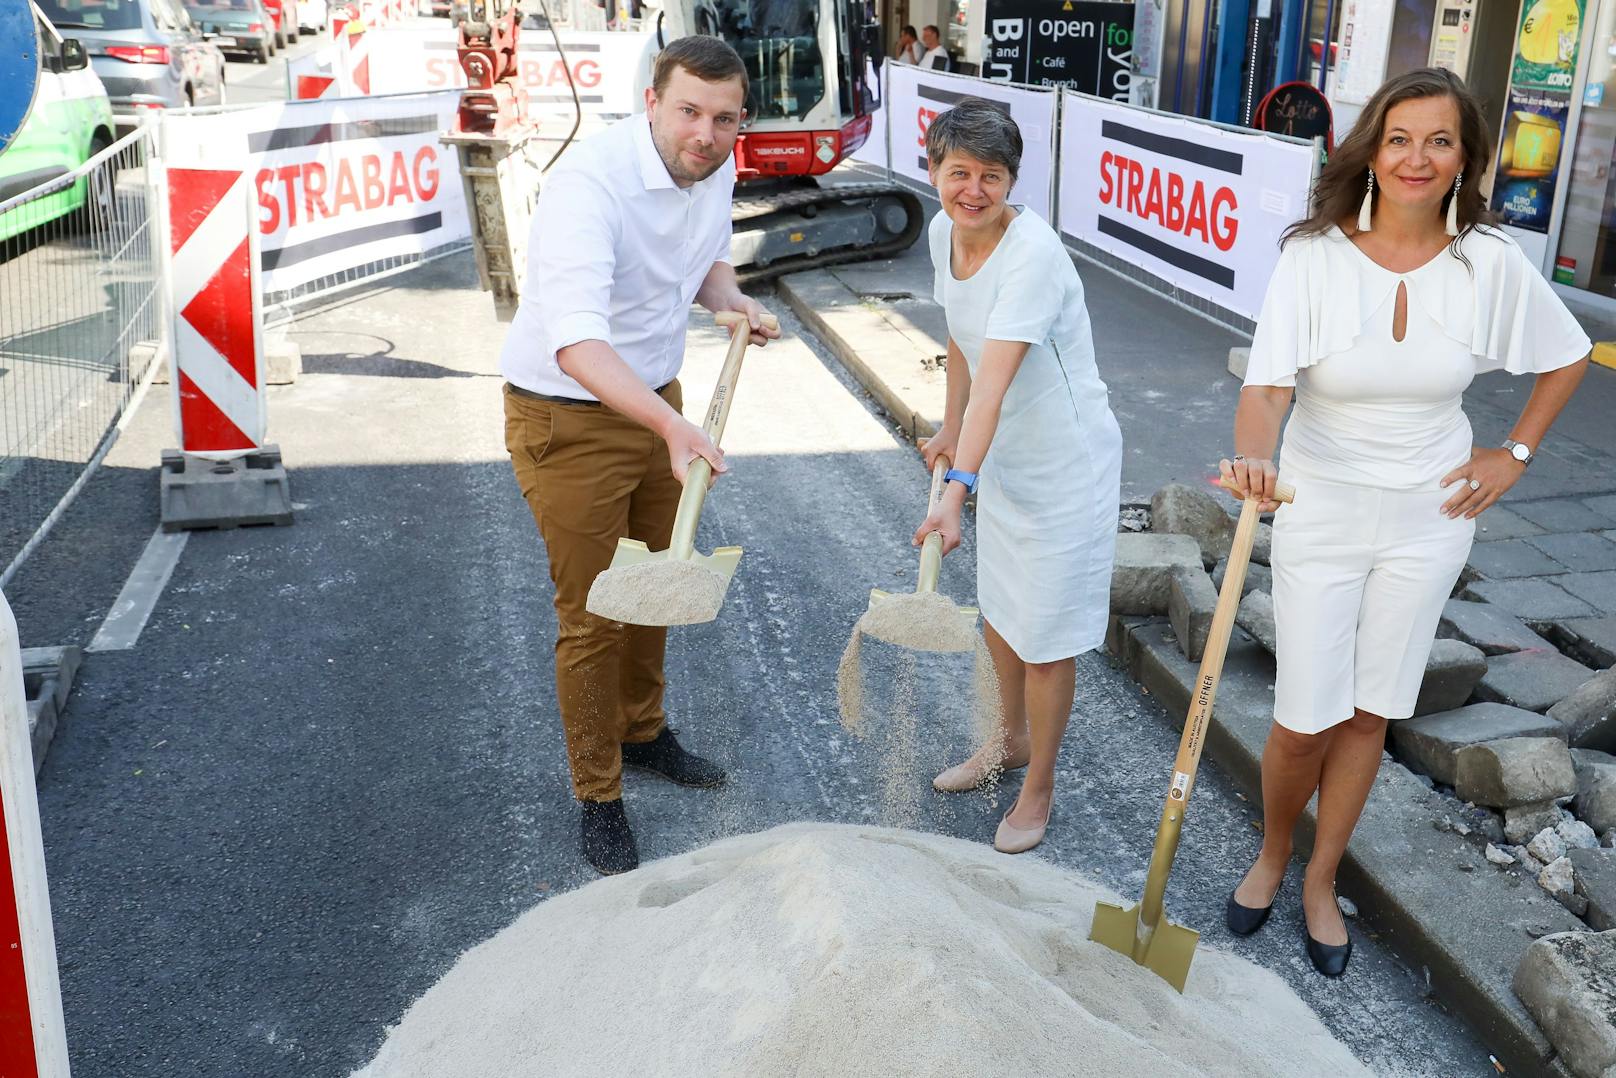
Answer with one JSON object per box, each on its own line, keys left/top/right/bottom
{"left": 1587, "top": 494, "right": 1616, "bottom": 521}
{"left": 1551, "top": 669, "right": 1616, "bottom": 752}
{"left": 1573, "top": 749, "right": 1616, "bottom": 834}
{"left": 1570, "top": 847, "right": 1616, "bottom": 930}
{"left": 1110, "top": 533, "right": 1202, "bottom": 615}
{"left": 1439, "top": 599, "right": 1556, "bottom": 655}
{"left": 1511, "top": 498, "right": 1616, "bottom": 534}
{"left": 1455, "top": 736, "right": 1578, "bottom": 808}
{"left": 1463, "top": 577, "right": 1599, "bottom": 621}
{"left": 1474, "top": 504, "right": 1548, "bottom": 542}
{"left": 1478, "top": 650, "right": 1600, "bottom": 713}
{"left": 1514, "top": 931, "right": 1616, "bottom": 1077}
{"left": 1167, "top": 568, "right": 1217, "bottom": 662}
{"left": 1556, "top": 617, "right": 1616, "bottom": 668}
{"left": 1151, "top": 483, "right": 1234, "bottom": 564}
{"left": 1467, "top": 539, "right": 1569, "bottom": 579}
{"left": 1392, "top": 702, "right": 1564, "bottom": 785}
{"left": 1528, "top": 533, "right": 1616, "bottom": 573}
{"left": 1553, "top": 571, "right": 1616, "bottom": 615}
{"left": 1414, "top": 639, "right": 1487, "bottom": 716}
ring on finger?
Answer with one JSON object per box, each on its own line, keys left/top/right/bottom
{"left": 1468, "top": 479, "right": 1481, "bottom": 491}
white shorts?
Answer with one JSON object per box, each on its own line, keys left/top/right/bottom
{"left": 1270, "top": 475, "right": 1475, "bottom": 735}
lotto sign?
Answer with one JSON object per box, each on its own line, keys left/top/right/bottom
{"left": 1057, "top": 93, "right": 1314, "bottom": 319}
{"left": 886, "top": 63, "right": 1057, "bottom": 221}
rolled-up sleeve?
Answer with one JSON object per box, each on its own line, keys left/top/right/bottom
{"left": 528, "top": 168, "right": 620, "bottom": 351}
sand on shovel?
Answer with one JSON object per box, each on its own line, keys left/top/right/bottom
{"left": 354, "top": 824, "right": 1372, "bottom": 1078}
{"left": 586, "top": 560, "right": 729, "bottom": 625}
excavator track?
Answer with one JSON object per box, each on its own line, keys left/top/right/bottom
{"left": 730, "top": 181, "right": 926, "bottom": 285}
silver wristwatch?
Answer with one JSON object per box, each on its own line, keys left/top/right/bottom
{"left": 1503, "top": 439, "right": 1535, "bottom": 467}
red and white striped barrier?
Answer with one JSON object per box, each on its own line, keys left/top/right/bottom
{"left": 0, "top": 591, "right": 69, "bottom": 1078}
{"left": 343, "top": 21, "right": 372, "bottom": 95}
{"left": 167, "top": 168, "right": 266, "bottom": 456}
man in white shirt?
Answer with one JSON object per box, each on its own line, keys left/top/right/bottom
{"left": 500, "top": 35, "right": 778, "bottom": 876}
{"left": 895, "top": 24, "right": 922, "bottom": 65}
{"left": 920, "top": 24, "right": 950, "bottom": 70}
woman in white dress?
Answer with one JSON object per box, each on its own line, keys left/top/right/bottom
{"left": 1223, "top": 68, "right": 1590, "bottom": 977}
{"left": 913, "top": 100, "right": 1123, "bottom": 855}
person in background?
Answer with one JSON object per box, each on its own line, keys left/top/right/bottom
{"left": 895, "top": 24, "right": 922, "bottom": 65}
{"left": 920, "top": 24, "right": 950, "bottom": 70}
{"left": 1222, "top": 67, "right": 1589, "bottom": 977}
{"left": 916, "top": 100, "right": 1122, "bottom": 856}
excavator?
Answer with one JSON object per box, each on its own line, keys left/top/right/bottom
{"left": 445, "top": 0, "right": 923, "bottom": 318}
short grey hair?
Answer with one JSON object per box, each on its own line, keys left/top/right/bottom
{"left": 925, "top": 99, "right": 1022, "bottom": 182}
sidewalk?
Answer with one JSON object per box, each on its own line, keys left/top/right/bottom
{"left": 780, "top": 199, "right": 1616, "bottom": 1076}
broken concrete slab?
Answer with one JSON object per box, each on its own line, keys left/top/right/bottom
{"left": 1477, "top": 650, "right": 1599, "bottom": 714}
{"left": 1391, "top": 703, "right": 1564, "bottom": 786}
{"left": 1167, "top": 568, "right": 1217, "bottom": 662}
{"left": 1463, "top": 578, "right": 1599, "bottom": 622}
{"left": 1549, "top": 668, "right": 1616, "bottom": 751}
{"left": 1110, "top": 533, "right": 1203, "bottom": 615}
{"left": 1150, "top": 482, "right": 1236, "bottom": 564}
{"left": 1455, "top": 737, "right": 1578, "bottom": 809}
{"left": 1573, "top": 749, "right": 1616, "bottom": 835}
{"left": 1514, "top": 930, "right": 1616, "bottom": 1078}
{"left": 1572, "top": 848, "right": 1616, "bottom": 931}
{"left": 1439, "top": 599, "right": 1557, "bottom": 656}
{"left": 1235, "top": 589, "right": 1276, "bottom": 656}
{"left": 1553, "top": 618, "right": 1616, "bottom": 670}
{"left": 1211, "top": 557, "right": 1271, "bottom": 598}
{"left": 1415, "top": 639, "right": 1487, "bottom": 717}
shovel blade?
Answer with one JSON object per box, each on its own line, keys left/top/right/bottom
{"left": 604, "top": 539, "right": 745, "bottom": 585}
{"left": 587, "top": 540, "right": 745, "bottom": 626}
{"left": 1088, "top": 900, "right": 1200, "bottom": 993}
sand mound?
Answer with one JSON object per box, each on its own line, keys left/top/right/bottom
{"left": 356, "top": 824, "right": 1368, "bottom": 1078}
{"left": 857, "top": 592, "right": 976, "bottom": 652}
{"left": 585, "top": 560, "right": 729, "bottom": 625}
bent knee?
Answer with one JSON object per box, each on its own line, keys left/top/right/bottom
{"left": 1268, "top": 722, "right": 1329, "bottom": 758}
{"left": 1344, "top": 708, "right": 1388, "bottom": 736}
{"left": 1025, "top": 657, "right": 1075, "bottom": 679}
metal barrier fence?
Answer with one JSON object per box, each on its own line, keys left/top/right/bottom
{"left": 0, "top": 124, "right": 166, "bottom": 588}
{"left": 260, "top": 238, "right": 472, "bottom": 327}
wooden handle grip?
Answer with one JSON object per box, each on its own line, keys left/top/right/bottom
{"left": 928, "top": 456, "right": 950, "bottom": 514}
{"left": 714, "top": 311, "right": 781, "bottom": 332}
{"left": 1218, "top": 475, "right": 1296, "bottom": 504}
{"left": 703, "top": 313, "right": 777, "bottom": 444}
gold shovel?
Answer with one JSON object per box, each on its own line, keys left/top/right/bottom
{"left": 584, "top": 310, "right": 779, "bottom": 627}
{"left": 859, "top": 456, "right": 979, "bottom": 652}
{"left": 1089, "top": 475, "right": 1295, "bottom": 992}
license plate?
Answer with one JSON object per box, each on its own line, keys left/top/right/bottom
{"left": 214, "top": 35, "right": 237, "bottom": 44}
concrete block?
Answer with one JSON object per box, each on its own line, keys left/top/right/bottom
{"left": 1574, "top": 749, "right": 1616, "bottom": 835}
{"left": 1550, "top": 669, "right": 1616, "bottom": 752}
{"left": 1150, "top": 483, "right": 1235, "bottom": 564}
{"left": 1462, "top": 578, "right": 1598, "bottom": 622}
{"left": 1477, "top": 650, "right": 1599, "bottom": 714}
{"left": 1167, "top": 568, "right": 1217, "bottom": 662}
{"left": 20, "top": 645, "right": 81, "bottom": 712}
{"left": 1455, "top": 737, "right": 1578, "bottom": 809}
{"left": 1235, "top": 589, "right": 1276, "bottom": 656}
{"left": 1571, "top": 848, "right": 1616, "bottom": 930}
{"left": 264, "top": 336, "right": 302, "bottom": 385}
{"left": 159, "top": 446, "right": 295, "bottom": 532}
{"left": 1227, "top": 346, "right": 1249, "bottom": 380}
{"left": 1467, "top": 539, "right": 1569, "bottom": 579}
{"left": 1110, "top": 533, "right": 1202, "bottom": 615}
{"left": 1252, "top": 522, "right": 1273, "bottom": 566}
{"left": 1529, "top": 534, "right": 1616, "bottom": 574}
{"left": 1392, "top": 703, "right": 1564, "bottom": 786}
{"left": 1211, "top": 557, "right": 1270, "bottom": 598}
{"left": 1439, "top": 599, "right": 1557, "bottom": 656}
{"left": 1508, "top": 802, "right": 1568, "bottom": 846}
{"left": 1475, "top": 505, "right": 1548, "bottom": 542}
{"left": 1553, "top": 618, "right": 1616, "bottom": 669}
{"left": 1554, "top": 572, "right": 1616, "bottom": 617}
{"left": 1414, "top": 639, "right": 1487, "bottom": 716}
{"left": 25, "top": 691, "right": 56, "bottom": 776}
{"left": 1514, "top": 931, "right": 1616, "bottom": 1078}
{"left": 1512, "top": 498, "right": 1616, "bottom": 534}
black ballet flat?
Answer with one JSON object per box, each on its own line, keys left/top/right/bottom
{"left": 1225, "top": 888, "right": 1275, "bottom": 937}
{"left": 1305, "top": 929, "right": 1353, "bottom": 978}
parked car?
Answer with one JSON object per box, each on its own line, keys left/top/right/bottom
{"left": 183, "top": 0, "right": 274, "bottom": 62}
{"left": 0, "top": 13, "right": 117, "bottom": 243}
{"left": 298, "top": 0, "right": 326, "bottom": 34}
{"left": 33, "top": 0, "right": 226, "bottom": 126}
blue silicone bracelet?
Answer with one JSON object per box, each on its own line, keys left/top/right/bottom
{"left": 944, "top": 468, "right": 979, "bottom": 495}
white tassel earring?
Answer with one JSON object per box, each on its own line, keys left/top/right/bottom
{"left": 1446, "top": 172, "right": 1463, "bottom": 237}
{"left": 1358, "top": 168, "right": 1375, "bottom": 232}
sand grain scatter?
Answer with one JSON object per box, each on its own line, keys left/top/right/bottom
{"left": 355, "top": 824, "right": 1372, "bottom": 1078}
{"left": 587, "top": 560, "right": 729, "bottom": 625}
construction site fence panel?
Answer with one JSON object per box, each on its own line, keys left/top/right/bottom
{"left": 0, "top": 124, "right": 166, "bottom": 587}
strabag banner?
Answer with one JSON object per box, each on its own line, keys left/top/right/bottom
{"left": 1057, "top": 93, "right": 1314, "bottom": 320}
{"left": 163, "top": 92, "right": 470, "bottom": 293}
{"left": 886, "top": 62, "right": 1057, "bottom": 222}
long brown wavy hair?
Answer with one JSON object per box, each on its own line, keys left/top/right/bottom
{"left": 1285, "top": 67, "right": 1497, "bottom": 253}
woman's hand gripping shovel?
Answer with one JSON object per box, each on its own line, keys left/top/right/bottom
{"left": 1089, "top": 476, "right": 1295, "bottom": 992}
{"left": 858, "top": 457, "right": 979, "bottom": 652}
{"left": 585, "top": 311, "right": 779, "bottom": 627}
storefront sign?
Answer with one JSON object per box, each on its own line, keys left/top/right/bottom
{"left": 980, "top": 0, "right": 1132, "bottom": 99}
{"left": 1058, "top": 93, "right": 1314, "bottom": 319}
{"left": 886, "top": 62, "right": 1058, "bottom": 220}
{"left": 1492, "top": 0, "right": 1583, "bottom": 232}
{"left": 1255, "top": 81, "right": 1332, "bottom": 146}
{"left": 1511, "top": 0, "right": 1584, "bottom": 92}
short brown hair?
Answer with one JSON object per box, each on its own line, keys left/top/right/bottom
{"left": 652, "top": 36, "right": 749, "bottom": 105}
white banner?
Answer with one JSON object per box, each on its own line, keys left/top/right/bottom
{"left": 165, "top": 93, "right": 470, "bottom": 292}
{"left": 366, "top": 28, "right": 652, "bottom": 116}
{"left": 1057, "top": 92, "right": 1314, "bottom": 320}
{"left": 885, "top": 63, "right": 1057, "bottom": 222}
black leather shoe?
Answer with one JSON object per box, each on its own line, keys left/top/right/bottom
{"left": 1225, "top": 889, "right": 1276, "bottom": 937}
{"left": 621, "top": 727, "right": 726, "bottom": 789}
{"left": 580, "top": 799, "right": 639, "bottom": 875}
{"left": 1304, "top": 896, "right": 1353, "bottom": 978}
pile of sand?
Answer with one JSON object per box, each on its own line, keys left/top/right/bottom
{"left": 355, "top": 824, "right": 1369, "bottom": 1078}
{"left": 586, "top": 560, "right": 730, "bottom": 625}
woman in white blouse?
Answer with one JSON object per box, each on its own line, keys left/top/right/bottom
{"left": 914, "top": 100, "right": 1123, "bottom": 855}
{"left": 1223, "top": 68, "right": 1590, "bottom": 977}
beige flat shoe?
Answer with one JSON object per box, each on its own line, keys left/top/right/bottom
{"left": 932, "top": 757, "right": 1027, "bottom": 793}
{"left": 993, "top": 804, "right": 1050, "bottom": 854}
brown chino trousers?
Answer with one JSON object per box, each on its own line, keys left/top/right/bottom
{"left": 503, "top": 380, "right": 684, "bottom": 802}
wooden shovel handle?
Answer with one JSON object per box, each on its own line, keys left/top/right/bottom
{"left": 1218, "top": 475, "right": 1296, "bottom": 504}
{"left": 705, "top": 311, "right": 780, "bottom": 447}
{"left": 928, "top": 456, "right": 950, "bottom": 514}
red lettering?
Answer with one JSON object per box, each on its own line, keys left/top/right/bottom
{"left": 388, "top": 153, "right": 413, "bottom": 204}
{"left": 1143, "top": 170, "right": 1164, "bottom": 227}
{"left": 1098, "top": 150, "right": 1113, "bottom": 205}
{"left": 1125, "top": 158, "right": 1144, "bottom": 217}
{"left": 917, "top": 106, "right": 938, "bottom": 149}
{"left": 414, "top": 146, "right": 439, "bottom": 201}
{"left": 1185, "top": 181, "right": 1210, "bottom": 243}
{"left": 362, "top": 154, "right": 385, "bottom": 209}
{"left": 275, "top": 164, "right": 301, "bottom": 229}
{"left": 1211, "top": 186, "right": 1238, "bottom": 251}
{"left": 1166, "top": 173, "right": 1185, "bottom": 232}
{"left": 302, "top": 161, "right": 329, "bottom": 219}
{"left": 254, "top": 168, "right": 279, "bottom": 234}
{"left": 575, "top": 59, "right": 601, "bottom": 89}
{"left": 522, "top": 58, "right": 544, "bottom": 86}
{"left": 425, "top": 57, "right": 449, "bottom": 88}
{"left": 332, "top": 158, "right": 362, "bottom": 215}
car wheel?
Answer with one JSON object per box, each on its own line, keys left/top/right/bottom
{"left": 257, "top": 43, "right": 270, "bottom": 62}
{"left": 288, "top": 23, "right": 299, "bottom": 42}
{"left": 73, "top": 134, "right": 115, "bottom": 234}
{"left": 276, "top": 27, "right": 286, "bottom": 47}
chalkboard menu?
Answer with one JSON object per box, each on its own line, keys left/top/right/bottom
{"left": 980, "top": 0, "right": 1133, "bottom": 100}
{"left": 1255, "top": 81, "right": 1333, "bottom": 148}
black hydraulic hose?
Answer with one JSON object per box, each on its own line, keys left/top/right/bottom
{"left": 534, "top": 0, "right": 581, "bottom": 172}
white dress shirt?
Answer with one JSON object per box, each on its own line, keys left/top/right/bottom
{"left": 500, "top": 114, "right": 736, "bottom": 399}
{"left": 921, "top": 45, "right": 949, "bottom": 70}
{"left": 896, "top": 41, "right": 922, "bottom": 64}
